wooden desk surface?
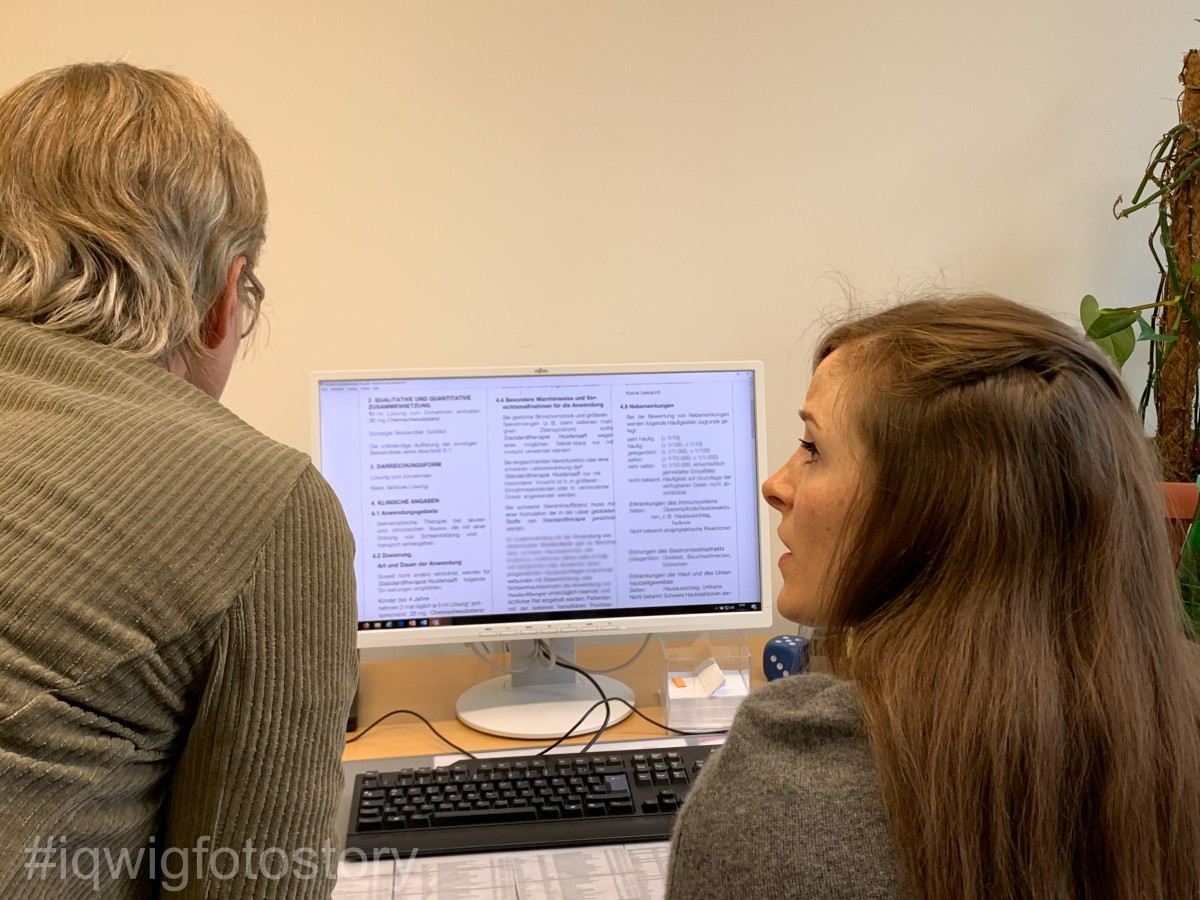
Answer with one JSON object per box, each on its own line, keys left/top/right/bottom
{"left": 344, "top": 635, "right": 772, "bottom": 762}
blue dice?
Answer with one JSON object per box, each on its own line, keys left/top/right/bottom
{"left": 763, "top": 634, "right": 810, "bottom": 680}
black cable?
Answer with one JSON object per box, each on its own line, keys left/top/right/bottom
{"left": 564, "top": 696, "right": 731, "bottom": 738}
{"left": 345, "top": 708, "right": 478, "bottom": 758}
{"left": 344, "top": 696, "right": 729, "bottom": 766}
{"left": 544, "top": 654, "right": 613, "bottom": 752}
{"left": 537, "top": 695, "right": 732, "bottom": 755}
{"left": 533, "top": 691, "right": 611, "bottom": 756}
{"left": 548, "top": 654, "right": 734, "bottom": 744}
{"left": 348, "top": 643, "right": 732, "bottom": 761}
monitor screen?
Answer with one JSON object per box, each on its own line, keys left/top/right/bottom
{"left": 311, "top": 362, "right": 772, "bottom": 737}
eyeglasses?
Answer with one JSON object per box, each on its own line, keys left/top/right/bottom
{"left": 240, "top": 264, "right": 266, "bottom": 337}
{"left": 242, "top": 264, "right": 265, "bottom": 304}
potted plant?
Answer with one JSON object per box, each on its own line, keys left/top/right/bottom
{"left": 1082, "top": 49, "right": 1200, "bottom": 633}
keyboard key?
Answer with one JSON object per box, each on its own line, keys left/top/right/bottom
{"left": 431, "top": 806, "right": 538, "bottom": 826}
{"left": 604, "top": 774, "right": 631, "bottom": 795}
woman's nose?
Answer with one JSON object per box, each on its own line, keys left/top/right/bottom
{"left": 762, "top": 462, "right": 792, "bottom": 512}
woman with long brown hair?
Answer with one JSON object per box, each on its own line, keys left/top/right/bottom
{"left": 666, "top": 295, "right": 1200, "bottom": 899}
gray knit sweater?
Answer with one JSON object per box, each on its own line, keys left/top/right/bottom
{"left": 666, "top": 673, "right": 904, "bottom": 900}
{"left": 0, "top": 318, "right": 358, "bottom": 898}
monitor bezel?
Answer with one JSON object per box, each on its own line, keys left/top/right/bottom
{"left": 309, "top": 361, "right": 773, "bottom": 649}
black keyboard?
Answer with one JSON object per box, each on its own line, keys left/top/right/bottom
{"left": 346, "top": 744, "right": 720, "bottom": 858}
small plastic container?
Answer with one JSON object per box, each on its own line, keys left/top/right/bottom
{"left": 660, "top": 636, "right": 751, "bottom": 731}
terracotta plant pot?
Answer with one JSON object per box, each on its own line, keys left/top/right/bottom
{"left": 1163, "top": 481, "right": 1199, "bottom": 566}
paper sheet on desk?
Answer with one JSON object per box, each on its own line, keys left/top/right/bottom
{"left": 334, "top": 842, "right": 672, "bottom": 899}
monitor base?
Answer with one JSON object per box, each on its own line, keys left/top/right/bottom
{"left": 456, "top": 673, "right": 635, "bottom": 740}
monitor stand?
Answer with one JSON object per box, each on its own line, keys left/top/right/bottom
{"left": 455, "top": 638, "right": 635, "bottom": 739}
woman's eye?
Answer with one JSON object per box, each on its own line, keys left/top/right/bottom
{"left": 799, "top": 438, "right": 819, "bottom": 463}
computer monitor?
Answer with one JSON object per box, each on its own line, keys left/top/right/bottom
{"left": 311, "top": 362, "right": 772, "bottom": 739}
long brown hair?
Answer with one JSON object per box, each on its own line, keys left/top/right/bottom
{"left": 819, "top": 295, "right": 1200, "bottom": 899}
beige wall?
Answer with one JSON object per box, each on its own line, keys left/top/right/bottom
{"left": 2, "top": 1, "right": 1193, "bottom": 633}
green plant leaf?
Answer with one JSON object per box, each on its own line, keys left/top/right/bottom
{"left": 1138, "top": 316, "right": 1178, "bottom": 343}
{"left": 1080, "top": 295, "right": 1137, "bottom": 369}
{"left": 1137, "top": 317, "right": 1155, "bottom": 340}
{"left": 1107, "top": 323, "right": 1137, "bottom": 369}
{"left": 1086, "top": 309, "right": 1141, "bottom": 339}
{"left": 1080, "top": 294, "right": 1101, "bottom": 328}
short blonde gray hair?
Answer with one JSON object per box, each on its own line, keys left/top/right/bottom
{"left": 0, "top": 62, "right": 267, "bottom": 361}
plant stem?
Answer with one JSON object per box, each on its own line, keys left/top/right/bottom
{"left": 1120, "top": 150, "right": 1200, "bottom": 218}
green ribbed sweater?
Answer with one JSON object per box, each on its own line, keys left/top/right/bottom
{"left": 666, "top": 674, "right": 905, "bottom": 900}
{"left": 0, "top": 318, "right": 358, "bottom": 898}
